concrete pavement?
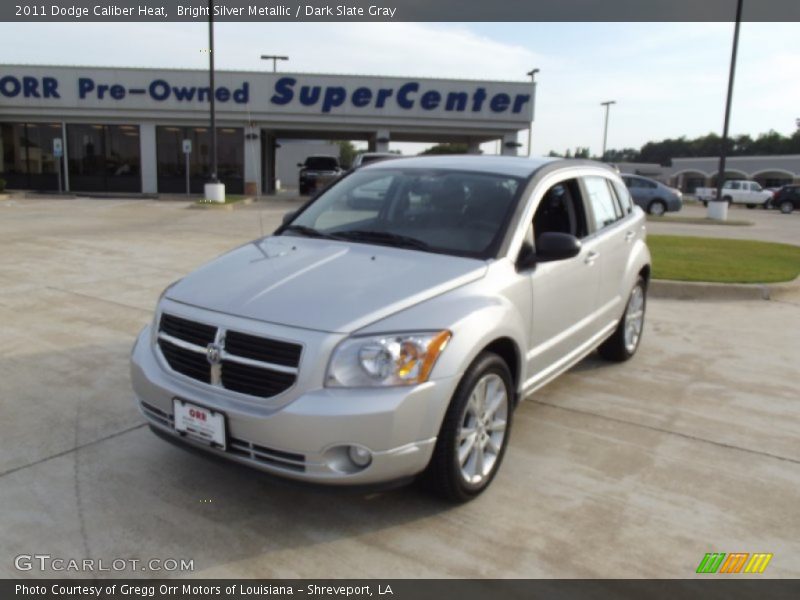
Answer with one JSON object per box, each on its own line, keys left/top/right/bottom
{"left": 0, "top": 197, "right": 798, "bottom": 578}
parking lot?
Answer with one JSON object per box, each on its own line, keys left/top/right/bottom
{"left": 1, "top": 196, "right": 798, "bottom": 578}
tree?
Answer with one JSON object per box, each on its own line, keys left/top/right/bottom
{"left": 419, "top": 143, "right": 470, "bottom": 155}
{"left": 334, "top": 140, "right": 357, "bottom": 168}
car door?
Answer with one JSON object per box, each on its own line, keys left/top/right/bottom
{"left": 580, "top": 175, "right": 633, "bottom": 332}
{"left": 521, "top": 176, "right": 603, "bottom": 390}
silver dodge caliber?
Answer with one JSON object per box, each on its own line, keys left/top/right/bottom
{"left": 131, "top": 156, "right": 651, "bottom": 501}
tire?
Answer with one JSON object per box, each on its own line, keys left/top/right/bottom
{"left": 722, "top": 196, "right": 732, "bottom": 206}
{"left": 702, "top": 200, "right": 708, "bottom": 207}
{"left": 425, "top": 352, "right": 514, "bottom": 502}
{"left": 648, "top": 200, "right": 667, "bottom": 216}
{"left": 598, "top": 277, "right": 647, "bottom": 362}
{"left": 779, "top": 200, "right": 795, "bottom": 214}
{"left": 746, "top": 204, "right": 755, "bottom": 209}
{"left": 762, "top": 201, "right": 770, "bottom": 210}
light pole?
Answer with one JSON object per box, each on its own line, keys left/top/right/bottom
{"left": 600, "top": 100, "right": 616, "bottom": 161}
{"left": 203, "top": 0, "right": 224, "bottom": 202}
{"left": 526, "top": 68, "right": 539, "bottom": 157}
{"left": 260, "top": 55, "right": 289, "bottom": 72}
{"left": 709, "top": 0, "right": 744, "bottom": 221}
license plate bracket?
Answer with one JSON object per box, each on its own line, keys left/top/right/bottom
{"left": 173, "top": 398, "right": 226, "bottom": 450}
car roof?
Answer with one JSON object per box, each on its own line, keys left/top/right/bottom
{"left": 360, "top": 155, "right": 581, "bottom": 178}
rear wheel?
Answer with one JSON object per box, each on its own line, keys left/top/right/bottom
{"left": 598, "top": 277, "right": 647, "bottom": 362}
{"left": 648, "top": 200, "right": 666, "bottom": 216}
{"left": 746, "top": 204, "right": 756, "bottom": 209}
{"left": 702, "top": 200, "right": 708, "bottom": 207}
{"left": 426, "top": 352, "right": 513, "bottom": 502}
{"left": 779, "top": 200, "right": 795, "bottom": 214}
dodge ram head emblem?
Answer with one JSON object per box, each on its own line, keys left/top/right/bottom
{"left": 206, "top": 343, "right": 222, "bottom": 365}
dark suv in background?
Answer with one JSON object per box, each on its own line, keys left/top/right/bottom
{"left": 298, "top": 155, "right": 343, "bottom": 195}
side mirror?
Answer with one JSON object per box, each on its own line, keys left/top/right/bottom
{"left": 297, "top": 163, "right": 304, "bottom": 168}
{"left": 516, "top": 242, "right": 537, "bottom": 271}
{"left": 282, "top": 210, "right": 297, "bottom": 225}
{"left": 536, "top": 232, "right": 582, "bottom": 263}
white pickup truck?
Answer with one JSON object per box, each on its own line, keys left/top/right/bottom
{"left": 695, "top": 180, "right": 773, "bottom": 208}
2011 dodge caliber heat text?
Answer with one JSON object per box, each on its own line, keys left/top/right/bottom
{"left": 131, "top": 156, "right": 651, "bottom": 501}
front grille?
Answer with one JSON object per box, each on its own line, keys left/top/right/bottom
{"left": 221, "top": 360, "right": 296, "bottom": 397}
{"left": 229, "top": 437, "right": 306, "bottom": 472}
{"left": 225, "top": 330, "right": 302, "bottom": 367}
{"left": 158, "top": 338, "right": 211, "bottom": 383}
{"left": 156, "top": 312, "right": 301, "bottom": 399}
{"left": 160, "top": 313, "right": 216, "bottom": 346}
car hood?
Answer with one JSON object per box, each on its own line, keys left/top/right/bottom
{"left": 165, "top": 236, "right": 488, "bottom": 333}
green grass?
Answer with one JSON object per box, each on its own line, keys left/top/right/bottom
{"left": 647, "top": 215, "right": 752, "bottom": 226}
{"left": 648, "top": 235, "right": 800, "bottom": 283}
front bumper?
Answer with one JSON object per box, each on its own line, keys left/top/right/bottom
{"left": 131, "top": 327, "right": 457, "bottom": 485}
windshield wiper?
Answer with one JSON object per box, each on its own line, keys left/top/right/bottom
{"left": 282, "top": 224, "right": 338, "bottom": 239}
{"left": 333, "top": 230, "right": 432, "bottom": 251}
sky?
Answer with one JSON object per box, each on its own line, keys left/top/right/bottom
{"left": 1, "top": 21, "right": 798, "bottom": 156}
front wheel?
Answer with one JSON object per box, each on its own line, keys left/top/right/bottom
{"left": 702, "top": 200, "right": 708, "bottom": 207}
{"left": 425, "top": 352, "right": 514, "bottom": 502}
{"left": 598, "top": 276, "right": 647, "bottom": 362}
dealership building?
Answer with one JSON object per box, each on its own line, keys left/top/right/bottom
{"left": 0, "top": 64, "right": 535, "bottom": 195}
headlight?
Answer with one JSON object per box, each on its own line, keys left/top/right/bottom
{"left": 326, "top": 330, "right": 451, "bottom": 388}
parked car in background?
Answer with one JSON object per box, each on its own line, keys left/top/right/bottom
{"left": 770, "top": 184, "right": 800, "bottom": 214}
{"left": 131, "top": 156, "right": 651, "bottom": 502}
{"left": 695, "top": 180, "right": 772, "bottom": 208}
{"left": 351, "top": 152, "right": 399, "bottom": 169}
{"left": 621, "top": 174, "right": 682, "bottom": 216}
{"left": 298, "top": 155, "right": 343, "bottom": 195}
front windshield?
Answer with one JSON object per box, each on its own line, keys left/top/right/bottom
{"left": 284, "top": 168, "right": 523, "bottom": 258}
{"left": 304, "top": 157, "right": 339, "bottom": 170}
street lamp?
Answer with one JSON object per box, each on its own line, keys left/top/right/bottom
{"left": 600, "top": 100, "right": 616, "bottom": 161}
{"left": 204, "top": 0, "right": 225, "bottom": 203}
{"left": 261, "top": 55, "right": 289, "bottom": 72}
{"left": 526, "top": 68, "right": 539, "bottom": 157}
{"left": 709, "top": 0, "right": 744, "bottom": 221}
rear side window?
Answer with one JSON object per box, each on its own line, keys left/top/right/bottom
{"left": 611, "top": 180, "right": 634, "bottom": 214}
{"left": 584, "top": 176, "right": 622, "bottom": 231}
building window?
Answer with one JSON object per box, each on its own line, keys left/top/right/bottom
{"left": 0, "top": 122, "right": 64, "bottom": 191}
{"left": 66, "top": 124, "right": 141, "bottom": 193}
{"left": 156, "top": 126, "right": 243, "bottom": 194}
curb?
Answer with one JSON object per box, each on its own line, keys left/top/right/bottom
{"left": 649, "top": 276, "right": 800, "bottom": 302}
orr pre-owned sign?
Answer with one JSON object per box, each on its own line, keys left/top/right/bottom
{"left": 0, "top": 65, "right": 534, "bottom": 123}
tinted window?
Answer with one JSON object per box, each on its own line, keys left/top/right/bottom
{"left": 584, "top": 176, "right": 621, "bottom": 230}
{"left": 287, "top": 169, "right": 522, "bottom": 258}
{"left": 305, "top": 157, "right": 339, "bottom": 170}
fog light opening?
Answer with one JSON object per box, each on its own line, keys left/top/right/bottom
{"left": 348, "top": 445, "right": 373, "bottom": 468}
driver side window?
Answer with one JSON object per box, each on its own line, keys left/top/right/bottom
{"left": 529, "top": 178, "right": 589, "bottom": 246}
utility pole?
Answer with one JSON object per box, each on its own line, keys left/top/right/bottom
{"left": 526, "top": 68, "right": 539, "bottom": 157}
{"left": 204, "top": 0, "right": 224, "bottom": 202}
{"left": 709, "top": 0, "right": 744, "bottom": 221}
{"left": 600, "top": 100, "right": 616, "bottom": 161}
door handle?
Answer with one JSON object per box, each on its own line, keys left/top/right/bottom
{"left": 584, "top": 250, "right": 599, "bottom": 265}
{"left": 625, "top": 230, "right": 635, "bottom": 242}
